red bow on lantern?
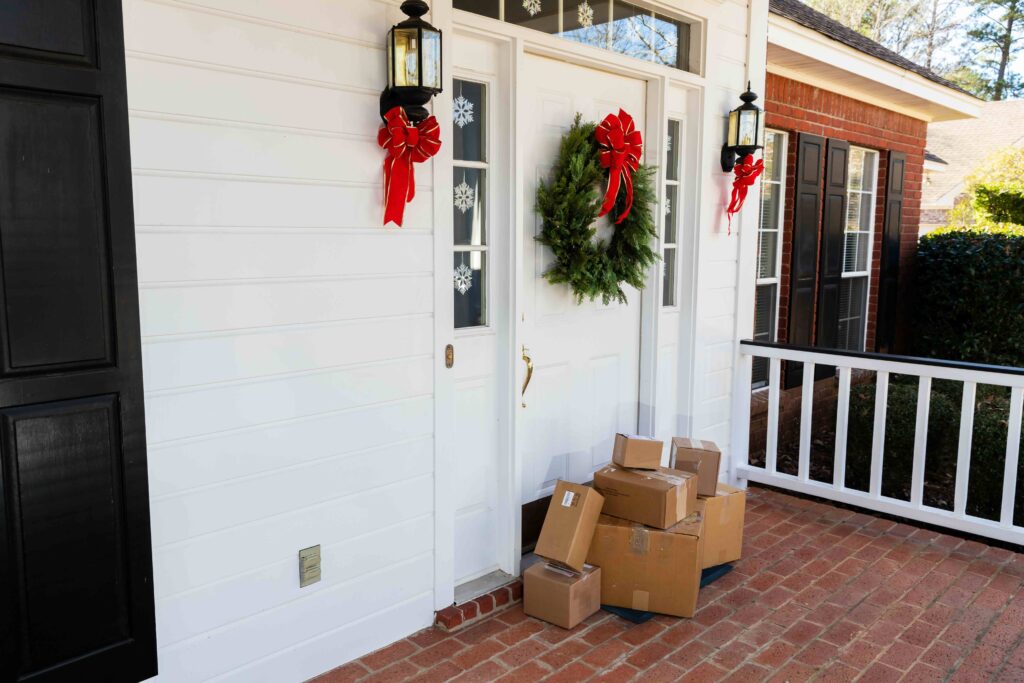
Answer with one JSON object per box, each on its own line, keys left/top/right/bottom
{"left": 726, "top": 154, "right": 764, "bottom": 234}
{"left": 378, "top": 106, "right": 442, "bottom": 227}
{"left": 594, "top": 109, "right": 643, "bottom": 224}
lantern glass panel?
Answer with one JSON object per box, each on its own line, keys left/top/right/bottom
{"left": 727, "top": 110, "right": 739, "bottom": 147}
{"left": 387, "top": 30, "right": 394, "bottom": 88}
{"left": 393, "top": 27, "right": 419, "bottom": 87}
{"left": 422, "top": 28, "right": 442, "bottom": 90}
{"left": 738, "top": 109, "right": 757, "bottom": 147}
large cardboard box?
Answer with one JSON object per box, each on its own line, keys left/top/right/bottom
{"left": 586, "top": 513, "right": 703, "bottom": 618}
{"left": 611, "top": 433, "right": 663, "bottom": 470}
{"left": 670, "top": 438, "right": 721, "bottom": 497}
{"left": 535, "top": 481, "right": 604, "bottom": 571}
{"left": 523, "top": 563, "right": 602, "bottom": 629}
{"left": 695, "top": 483, "right": 746, "bottom": 568}
{"left": 593, "top": 464, "right": 696, "bottom": 529}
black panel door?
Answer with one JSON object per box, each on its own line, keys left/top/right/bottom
{"left": 0, "top": 3, "right": 156, "bottom": 682}
{"left": 785, "top": 134, "right": 824, "bottom": 388}
{"left": 876, "top": 151, "right": 906, "bottom": 354}
{"left": 816, "top": 139, "right": 850, "bottom": 350}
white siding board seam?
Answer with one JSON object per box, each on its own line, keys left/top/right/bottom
{"left": 130, "top": 108, "right": 377, "bottom": 143}
{"left": 143, "top": 312, "right": 433, "bottom": 344}
{"left": 133, "top": 167, "right": 403, "bottom": 190}
{"left": 153, "top": 473, "right": 433, "bottom": 553}
{"left": 147, "top": 392, "right": 433, "bottom": 450}
{"left": 140, "top": 271, "right": 435, "bottom": 289}
{"left": 150, "top": 434, "right": 433, "bottom": 503}
{"left": 135, "top": 226, "right": 433, "bottom": 236}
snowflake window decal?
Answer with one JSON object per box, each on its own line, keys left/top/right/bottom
{"left": 453, "top": 95, "right": 474, "bottom": 129}
{"left": 578, "top": 1, "right": 594, "bottom": 28}
{"left": 664, "top": 197, "right": 671, "bottom": 216}
{"left": 523, "top": 0, "right": 542, "bottom": 17}
{"left": 454, "top": 181, "right": 476, "bottom": 214}
{"left": 454, "top": 263, "right": 473, "bottom": 295}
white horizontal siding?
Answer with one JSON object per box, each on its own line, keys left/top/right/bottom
{"left": 124, "top": 0, "right": 436, "bottom": 680}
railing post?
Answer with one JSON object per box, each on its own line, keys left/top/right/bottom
{"left": 954, "top": 381, "right": 977, "bottom": 516}
{"left": 730, "top": 350, "right": 753, "bottom": 487}
{"left": 799, "top": 362, "right": 815, "bottom": 482}
{"left": 834, "top": 367, "right": 851, "bottom": 489}
{"left": 1001, "top": 388, "right": 1023, "bottom": 526}
{"left": 766, "top": 358, "right": 780, "bottom": 475}
{"left": 869, "top": 371, "right": 889, "bottom": 499}
{"left": 910, "top": 376, "right": 932, "bottom": 507}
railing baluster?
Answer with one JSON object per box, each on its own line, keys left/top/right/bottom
{"left": 799, "top": 362, "right": 815, "bottom": 482}
{"left": 1001, "top": 387, "right": 1023, "bottom": 526}
{"left": 954, "top": 381, "right": 977, "bottom": 516}
{"left": 869, "top": 371, "right": 889, "bottom": 498}
{"left": 834, "top": 367, "right": 851, "bottom": 489}
{"left": 910, "top": 376, "right": 932, "bottom": 507}
{"left": 766, "top": 357, "right": 780, "bottom": 474}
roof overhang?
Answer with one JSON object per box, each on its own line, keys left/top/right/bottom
{"left": 768, "top": 15, "right": 981, "bottom": 122}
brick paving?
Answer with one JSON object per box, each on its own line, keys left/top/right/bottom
{"left": 313, "top": 487, "right": 1024, "bottom": 682}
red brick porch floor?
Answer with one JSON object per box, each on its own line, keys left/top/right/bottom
{"left": 313, "top": 487, "right": 1024, "bottom": 682}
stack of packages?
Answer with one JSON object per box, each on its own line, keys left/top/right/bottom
{"left": 524, "top": 434, "right": 747, "bottom": 628}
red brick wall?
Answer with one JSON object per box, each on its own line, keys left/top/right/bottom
{"left": 764, "top": 73, "right": 926, "bottom": 351}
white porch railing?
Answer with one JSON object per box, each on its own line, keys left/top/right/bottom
{"left": 732, "top": 340, "right": 1024, "bottom": 546}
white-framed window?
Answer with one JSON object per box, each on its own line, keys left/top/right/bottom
{"left": 663, "top": 118, "right": 682, "bottom": 307}
{"left": 752, "top": 129, "right": 787, "bottom": 387}
{"left": 453, "top": 78, "right": 489, "bottom": 329}
{"left": 837, "top": 146, "right": 879, "bottom": 351}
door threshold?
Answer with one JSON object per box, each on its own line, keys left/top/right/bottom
{"left": 454, "top": 569, "right": 515, "bottom": 605}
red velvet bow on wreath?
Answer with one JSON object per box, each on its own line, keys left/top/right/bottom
{"left": 726, "top": 154, "right": 765, "bottom": 235}
{"left": 378, "top": 106, "right": 442, "bottom": 227}
{"left": 594, "top": 109, "right": 643, "bottom": 224}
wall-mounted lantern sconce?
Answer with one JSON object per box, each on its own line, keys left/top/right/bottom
{"left": 721, "top": 83, "right": 764, "bottom": 172}
{"left": 381, "top": 0, "right": 443, "bottom": 123}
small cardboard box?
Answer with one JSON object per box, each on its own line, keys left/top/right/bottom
{"left": 670, "top": 438, "right": 722, "bottom": 497}
{"left": 611, "top": 433, "right": 663, "bottom": 470}
{"left": 586, "top": 513, "right": 703, "bottom": 618}
{"left": 535, "top": 481, "right": 604, "bottom": 571}
{"left": 523, "top": 562, "right": 602, "bottom": 629}
{"left": 695, "top": 483, "right": 746, "bottom": 569}
{"left": 593, "top": 465, "right": 697, "bottom": 530}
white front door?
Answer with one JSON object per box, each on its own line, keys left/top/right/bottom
{"left": 519, "top": 54, "right": 649, "bottom": 504}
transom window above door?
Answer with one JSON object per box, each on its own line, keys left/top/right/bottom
{"left": 454, "top": 0, "right": 698, "bottom": 74}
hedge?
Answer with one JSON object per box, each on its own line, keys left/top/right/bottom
{"left": 913, "top": 224, "right": 1024, "bottom": 367}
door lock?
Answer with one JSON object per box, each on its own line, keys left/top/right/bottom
{"left": 445, "top": 344, "right": 455, "bottom": 369}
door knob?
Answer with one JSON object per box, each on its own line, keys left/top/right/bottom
{"left": 521, "top": 346, "right": 533, "bottom": 408}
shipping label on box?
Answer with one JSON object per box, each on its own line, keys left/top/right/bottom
{"left": 523, "top": 563, "right": 601, "bottom": 629}
{"left": 670, "top": 437, "right": 722, "bottom": 497}
{"left": 585, "top": 513, "right": 704, "bottom": 618}
{"left": 611, "top": 433, "right": 664, "bottom": 470}
{"left": 694, "top": 483, "right": 746, "bottom": 569}
{"left": 535, "top": 481, "right": 604, "bottom": 572}
{"left": 593, "top": 464, "right": 696, "bottom": 529}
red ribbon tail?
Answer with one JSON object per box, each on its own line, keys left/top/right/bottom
{"left": 382, "top": 153, "right": 411, "bottom": 227}
{"left": 615, "top": 170, "right": 634, "bottom": 224}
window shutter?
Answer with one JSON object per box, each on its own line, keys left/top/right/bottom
{"left": 876, "top": 151, "right": 905, "bottom": 353}
{"left": 816, "top": 139, "right": 850, "bottom": 350}
{"left": 785, "top": 133, "right": 824, "bottom": 388}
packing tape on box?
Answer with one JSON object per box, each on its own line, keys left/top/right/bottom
{"left": 631, "top": 590, "right": 650, "bottom": 611}
{"left": 644, "top": 470, "right": 687, "bottom": 487}
{"left": 628, "top": 525, "right": 649, "bottom": 554}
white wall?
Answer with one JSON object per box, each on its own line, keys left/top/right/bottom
{"left": 124, "top": 0, "right": 763, "bottom": 680}
{"left": 124, "top": 0, "right": 436, "bottom": 680}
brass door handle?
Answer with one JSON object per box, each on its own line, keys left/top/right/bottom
{"left": 521, "top": 346, "right": 533, "bottom": 408}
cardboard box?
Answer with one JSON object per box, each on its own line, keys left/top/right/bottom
{"left": 695, "top": 483, "right": 746, "bottom": 569}
{"left": 586, "top": 513, "right": 703, "bottom": 618}
{"left": 523, "top": 562, "right": 602, "bottom": 629}
{"left": 670, "top": 438, "right": 722, "bottom": 497}
{"left": 535, "top": 481, "right": 604, "bottom": 571}
{"left": 593, "top": 464, "right": 697, "bottom": 529}
{"left": 611, "top": 433, "right": 663, "bottom": 470}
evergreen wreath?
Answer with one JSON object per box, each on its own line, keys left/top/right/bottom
{"left": 535, "top": 114, "right": 659, "bottom": 305}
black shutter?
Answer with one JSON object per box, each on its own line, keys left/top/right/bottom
{"left": 876, "top": 151, "right": 906, "bottom": 353}
{"left": 0, "top": 3, "right": 157, "bottom": 682}
{"left": 785, "top": 134, "right": 824, "bottom": 388}
{"left": 816, "top": 139, "right": 850, "bottom": 350}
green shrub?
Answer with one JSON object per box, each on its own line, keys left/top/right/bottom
{"left": 914, "top": 224, "right": 1024, "bottom": 367}
{"left": 958, "top": 147, "right": 1024, "bottom": 226}
{"left": 974, "top": 185, "right": 1024, "bottom": 224}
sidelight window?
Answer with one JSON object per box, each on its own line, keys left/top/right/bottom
{"left": 453, "top": 79, "right": 489, "bottom": 329}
